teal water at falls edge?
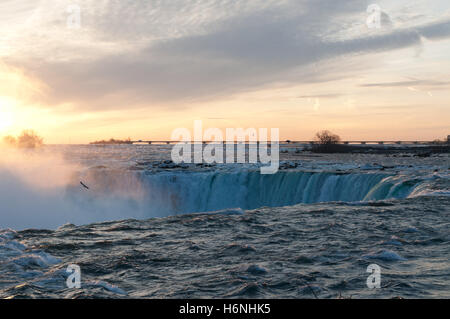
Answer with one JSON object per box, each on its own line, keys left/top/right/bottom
{"left": 75, "top": 169, "right": 445, "bottom": 217}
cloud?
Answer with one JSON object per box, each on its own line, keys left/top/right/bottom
{"left": 360, "top": 79, "right": 450, "bottom": 88}
{"left": 5, "top": 0, "right": 450, "bottom": 111}
{"left": 298, "top": 94, "right": 344, "bottom": 99}
{"left": 418, "top": 19, "right": 450, "bottom": 40}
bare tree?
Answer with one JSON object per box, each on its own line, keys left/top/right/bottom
{"left": 315, "top": 130, "right": 341, "bottom": 145}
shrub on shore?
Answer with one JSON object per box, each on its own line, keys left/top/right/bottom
{"left": 2, "top": 130, "right": 44, "bottom": 148}
{"left": 90, "top": 138, "right": 133, "bottom": 145}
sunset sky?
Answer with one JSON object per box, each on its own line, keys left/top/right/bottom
{"left": 0, "top": 0, "right": 449, "bottom": 143}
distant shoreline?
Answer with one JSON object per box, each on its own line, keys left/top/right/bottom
{"left": 308, "top": 144, "right": 449, "bottom": 155}
{"left": 85, "top": 141, "right": 449, "bottom": 155}
{"left": 89, "top": 138, "right": 133, "bottom": 145}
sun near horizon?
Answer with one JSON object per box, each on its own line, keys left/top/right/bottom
{"left": 0, "top": 1, "right": 449, "bottom": 144}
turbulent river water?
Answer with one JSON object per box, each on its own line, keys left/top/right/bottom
{"left": 0, "top": 145, "right": 449, "bottom": 298}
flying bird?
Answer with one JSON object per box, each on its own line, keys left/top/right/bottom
{"left": 80, "top": 181, "right": 90, "bottom": 190}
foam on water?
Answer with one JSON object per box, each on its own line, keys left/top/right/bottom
{"left": 363, "top": 250, "right": 407, "bottom": 262}
{"left": 85, "top": 281, "right": 128, "bottom": 296}
{"left": 0, "top": 228, "right": 128, "bottom": 297}
{"left": 0, "top": 229, "right": 61, "bottom": 292}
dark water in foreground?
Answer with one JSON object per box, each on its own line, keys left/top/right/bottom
{"left": 1, "top": 196, "right": 448, "bottom": 299}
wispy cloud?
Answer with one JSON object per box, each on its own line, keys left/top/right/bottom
{"left": 360, "top": 79, "right": 450, "bottom": 88}
{"left": 298, "top": 94, "right": 344, "bottom": 99}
